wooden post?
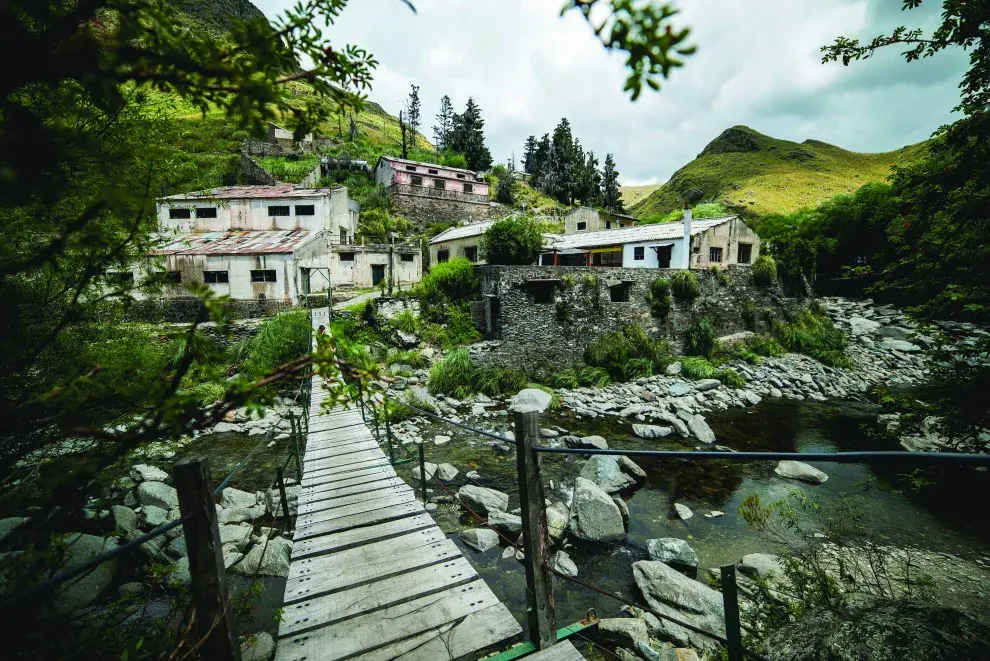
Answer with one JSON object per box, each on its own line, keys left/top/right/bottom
{"left": 384, "top": 402, "right": 396, "bottom": 466}
{"left": 720, "top": 564, "right": 744, "bottom": 661}
{"left": 173, "top": 457, "right": 241, "bottom": 661}
{"left": 514, "top": 409, "right": 556, "bottom": 649}
{"left": 418, "top": 443, "right": 428, "bottom": 502}
{"left": 276, "top": 467, "right": 292, "bottom": 525}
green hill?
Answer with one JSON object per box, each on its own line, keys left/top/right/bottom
{"left": 629, "top": 125, "right": 928, "bottom": 219}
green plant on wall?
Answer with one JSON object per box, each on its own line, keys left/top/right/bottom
{"left": 582, "top": 274, "right": 599, "bottom": 289}
{"left": 556, "top": 298, "right": 574, "bottom": 323}
{"left": 741, "top": 299, "right": 758, "bottom": 331}
{"left": 647, "top": 277, "right": 673, "bottom": 318}
{"left": 684, "top": 316, "right": 716, "bottom": 357}
{"left": 671, "top": 270, "right": 700, "bottom": 301}
{"left": 753, "top": 254, "right": 778, "bottom": 287}
{"left": 561, "top": 274, "right": 575, "bottom": 289}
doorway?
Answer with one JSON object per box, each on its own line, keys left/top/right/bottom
{"left": 371, "top": 264, "right": 386, "bottom": 286}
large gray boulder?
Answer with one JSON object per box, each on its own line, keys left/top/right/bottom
{"left": 241, "top": 632, "right": 276, "bottom": 661}
{"left": 565, "top": 435, "right": 609, "bottom": 450}
{"left": 633, "top": 560, "right": 725, "bottom": 652}
{"left": 460, "top": 528, "right": 499, "bottom": 552}
{"left": 598, "top": 617, "right": 650, "bottom": 649}
{"left": 488, "top": 510, "right": 522, "bottom": 535}
{"left": 686, "top": 415, "right": 716, "bottom": 444}
{"left": 633, "top": 424, "right": 673, "bottom": 439}
{"left": 129, "top": 464, "right": 169, "bottom": 483}
{"left": 580, "top": 455, "right": 637, "bottom": 493}
{"left": 221, "top": 487, "right": 258, "bottom": 510}
{"left": 739, "top": 553, "right": 785, "bottom": 580}
{"left": 849, "top": 317, "right": 881, "bottom": 336}
{"left": 568, "top": 477, "right": 625, "bottom": 543}
{"left": 218, "top": 505, "right": 266, "bottom": 525}
{"left": 111, "top": 505, "right": 139, "bottom": 538}
{"left": 219, "top": 524, "right": 253, "bottom": 552}
{"left": 509, "top": 388, "right": 553, "bottom": 413}
{"left": 51, "top": 534, "right": 119, "bottom": 613}
{"left": 457, "top": 485, "right": 509, "bottom": 515}
{"left": 879, "top": 338, "right": 922, "bottom": 353}
{"left": 140, "top": 505, "right": 172, "bottom": 528}
{"left": 646, "top": 538, "right": 699, "bottom": 576}
{"left": 775, "top": 460, "right": 829, "bottom": 484}
{"left": 669, "top": 382, "right": 693, "bottom": 397}
{"left": 235, "top": 536, "right": 292, "bottom": 577}
{"left": 137, "top": 481, "right": 179, "bottom": 509}
{"left": 553, "top": 550, "right": 578, "bottom": 577}
{"left": 546, "top": 502, "right": 570, "bottom": 543}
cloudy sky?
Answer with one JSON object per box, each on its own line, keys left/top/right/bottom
{"left": 255, "top": 0, "right": 967, "bottom": 185}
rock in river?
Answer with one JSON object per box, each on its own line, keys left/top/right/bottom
{"left": 685, "top": 414, "right": 716, "bottom": 444}
{"left": 774, "top": 460, "right": 829, "bottom": 484}
{"left": 235, "top": 536, "right": 292, "bottom": 577}
{"left": 457, "top": 485, "right": 509, "bottom": 515}
{"left": 633, "top": 560, "right": 725, "bottom": 653}
{"left": 553, "top": 550, "right": 578, "bottom": 577}
{"left": 51, "top": 533, "right": 119, "bottom": 613}
{"left": 460, "top": 528, "right": 499, "bottom": 552}
{"left": 509, "top": 388, "right": 553, "bottom": 413}
{"left": 633, "top": 424, "right": 673, "bottom": 439}
{"left": 137, "top": 481, "right": 179, "bottom": 510}
{"left": 674, "top": 503, "right": 693, "bottom": 520}
{"left": 565, "top": 435, "right": 609, "bottom": 450}
{"left": 579, "top": 455, "right": 644, "bottom": 494}
{"left": 488, "top": 510, "right": 522, "bottom": 535}
{"left": 646, "top": 538, "right": 699, "bottom": 576}
{"left": 568, "top": 477, "right": 625, "bottom": 543}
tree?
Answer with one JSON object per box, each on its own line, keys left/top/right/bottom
{"left": 481, "top": 215, "right": 545, "bottom": 265}
{"left": 523, "top": 136, "right": 537, "bottom": 173}
{"left": 491, "top": 164, "right": 515, "bottom": 204}
{"left": 433, "top": 94, "right": 454, "bottom": 151}
{"left": 407, "top": 84, "right": 421, "bottom": 138}
{"left": 448, "top": 97, "right": 492, "bottom": 171}
{"left": 399, "top": 109, "right": 408, "bottom": 158}
{"left": 601, "top": 153, "right": 623, "bottom": 213}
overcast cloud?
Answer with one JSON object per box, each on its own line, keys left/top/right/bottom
{"left": 254, "top": 0, "right": 968, "bottom": 185}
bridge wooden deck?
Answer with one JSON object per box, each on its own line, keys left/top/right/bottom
{"left": 274, "top": 372, "right": 524, "bottom": 661}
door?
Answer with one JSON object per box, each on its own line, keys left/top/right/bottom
{"left": 371, "top": 264, "right": 386, "bottom": 286}
{"left": 655, "top": 244, "right": 673, "bottom": 268}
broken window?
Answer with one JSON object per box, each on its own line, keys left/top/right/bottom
{"left": 405, "top": 165, "right": 417, "bottom": 171}
{"left": 400, "top": 253, "right": 414, "bottom": 262}
{"left": 268, "top": 206, "right": 290, "bottom": 217}
{"left": 196, "top": 207, "right": 217, "bottom": 218}
{"left": 203, "top": 270, "right": 229, "bottom": 283}
{"left": 437, "top": 250, "right": 449, "bottom": 263}
{"left": 608, "top": 281, "right": 632, "bottom": 302}
{"left": 434, "top": 179, "right": 446, "bottom": 190}
{"left": 295, "top": 204, "right": 315, "bottom": 216}
{"left": 577, "top": 222, "right": 587, "bottom": 231}
{"left": 411, "top": 175, "right": 423, "bottom": 186}
{"left": 168, "top": 208, "right": 191, "bottom": 219}
{"left": 456, "top": 173, "right": 466, "bottom": 179}
{"left": 526, "top": 281, "right": 557, "bottom": 304}
{"left": 163, "top": 271, "right": 182, "bottom": 284}
{"left": 428, "top": 168, "right": 439, "bottom": 175}
{"left": 709, "top": 247, "right": 723, "bottom": 263}
{"left": 250, "top": 269, "right": 277, "bottom": 282}
{"left": 463, "top": 183, "right": 473, "bottom": 193}
{"left": 464, "top": 246, "right": 478, "bottom": 262}
{"left": 339, "top": 252, "right": 355, "bottom": 262}
{"left": 737, "top": 243, "right": 752, "bottom": 264}
{"left": 634, "top": 246, "right": 645, "bottom": 261}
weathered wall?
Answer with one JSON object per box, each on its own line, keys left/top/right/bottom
{"left": 331, "top": 244, "right": 422, "bottom": 289}
{"left": 691, "top": 217, "right": 761, "bottom": 269}
{"left": 240, "top": 153, "right": 278, "bottom": 185}
{"left": 127, "top": 297, "right": 296, "bottom": 322}
{"left": 429, "top": 234, "right": 485, "bottom": 265}
{"left": 146, "top": 252, "right": 299, "bottom": 301}
{"left": 563, "top": 207, "right": 637, "bottom": 234}
{"left": 475, "top": 264, "right": 792, "bottom": 370}
{"left": 389, "top": 184, "right": 507, "bottom": 227}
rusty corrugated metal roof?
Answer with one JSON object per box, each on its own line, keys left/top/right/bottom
{"left": 152, "top": 230, "right": 312, "bottom": 255}
{"left": 160, "top": 185, "right": 339, "bottom": 200}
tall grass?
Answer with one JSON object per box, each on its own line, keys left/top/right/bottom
{"left": 473, "top": 366, "right": 528, "bottom": 397}
{"left": 753, "top": 255, "right": 778, "bottom": 287}
{"left": 671, "top": 270, "right": 700, "bottom": 302}
{"left": 647, "top": 277, "right": 673, "bottom": 318}
{"left": 245, "top": 311, "right": 311, "bottom": 375}
{"left": 427, "top": 349, "right": 475, "bottom": 398}
{"left": 584, "top": 324, "right": 672, "bottom": 382}
{"left": 770, "top": 308, "right": 851, "bottom": 367}
{"left": 684, "top": 316, "right": 716, "bottom": 357}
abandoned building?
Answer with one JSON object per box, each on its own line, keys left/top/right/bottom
{"left": 242, "top": 122, "right": 316, "bottom": 157}
{"left": 375, "top": 156, "right": 504, "bottom": 225}
{"left": 331, "top": 242, "right": 422, "bottom": 290}
{"left": 563, "top": 207, "right": 639, "bottom": 234}
{"left": 428, "top": 220, "right": 495, "bottom": 265}
{"left": 542, "top": 213, "right": 760, "bottom": 269}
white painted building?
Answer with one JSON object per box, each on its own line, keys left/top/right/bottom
{"left": 427, "top": 220, "right": 496, "bottom": 265}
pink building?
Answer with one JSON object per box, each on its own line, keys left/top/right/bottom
{"left": 374, "top": 156, "right": 489, "bottom": 197}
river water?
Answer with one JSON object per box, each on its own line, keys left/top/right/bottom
{"left": 413, "top": 397, "right": 990, "bottom": 632}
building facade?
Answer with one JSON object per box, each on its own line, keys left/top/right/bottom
{"left": 331, "top": 243, "right": 423, "bottom": 290}
{"left": 563, "top": 207, "right": 639, "bottom": 234}
{"left": 375, "top": 156, "right": 504, "bottom": 226}
{"left": 428, "top": 220, "right": 495, "bottom": 266}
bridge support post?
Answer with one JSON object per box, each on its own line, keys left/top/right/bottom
{"left": 514, "top": 408, "right": 556, "bottom": 649}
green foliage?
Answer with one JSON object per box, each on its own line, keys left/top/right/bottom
{"left": 647, "top": 277, "right": 673, "bottom": 318}
{"left": 684, "top": 316, "right": 716, "bottom": 357}
{"left": 718, "top": 367, "right": 746, "bottom": 388}
{"left": 555, "top": 299, "right": 574, "bottom": 323}
{"left": 446, "top": 98, "right": 492, "bottom": 171}
{"left": 526, "top": 383, "right": 563, "bottom": 410}
{"left": 419, "top": 306, "right": 481, "bottom": 349}
{"left": 256, "top": 155, "right": 320, "bottom": 183}
{"left": 752, "top": 254, "right": 778, "bottom": 287}
{"left": 671, "top": 270, "right": 700, "bottom": 301}
{"left": 741, "top": 299, "right": 758, "bottom": 330}
{"left": 770, "top": 308, "right": 850, "bottom": 367}
{"left": 419, "top": 258, "right": 480, "bottom": 306}
{"left": 390, "top": 310, "right": 418, "bottom": 335}
{"left": 549, "top": 369, "right": 580, "bottom": 389}
{"left": 386, "top": 349, "right": 428, "bottom": 369}
{"left": 639, "top": 201, "right": 728, "bottom": 225}
{"left": 245, "top": 311, "right": 311, "bottom": 376}
{"left": 584, "top": 325, "right": 671, "bottom": 382}
{"left": 579, "top": 366, "right": 613, "bottom": 387}
{"left": 473, "top": 366, "right": 528, "bottom": 397}
{"left": 439, "top": 150, "right": 468, "bottom": 168}
{"left": 427, "top": 349, "right": 476, "bottom": 399}
{"left": 490, "top": 164, "right": 516, "bottom": 204}
{"left": 747, "top": 334, "right": 787, "bottom": 358}
{"left": 680, "top": 356, "right": 718, "bottom": 379}
{"left": 480, "top": 215, "right": 545, "bottom": 265}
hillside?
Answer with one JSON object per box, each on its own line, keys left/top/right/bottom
{"left": 629, "top": 125, "right": 928, "bottom": 219}
{"left": 620, "top": 184, "right": 663, "bottom": 207}
{"left": 170, "top": 0, "right": 267, "bottom": 31}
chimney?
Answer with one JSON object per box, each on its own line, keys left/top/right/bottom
{"left": 682, "top": 203, "right": 693, "bottom": 269}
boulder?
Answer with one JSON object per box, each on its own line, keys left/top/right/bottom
{"left": 166, "top": 536, "right": 187, "bottom": 560}
{"left": 666, "top": 361, "right": 683, "bottom": 375}
{"left": 509, "top": 388, "right": 553, "bottom": 413}
{"left": 265, "top": 485, "right": 300, "bottom": 517}
{"left": 140, "top": 505, "right": 172, "bottom": 528}
{"left": 740, "top": 390, "right": 762, "bottom": 406}
{"left": 235, "top": 536, "right": 292, "bottom": 577}
{"left": 241, "top": 632, "right": 276, "bottom": 661}
{"left": 219, "top": 524, "right": 253, "bottom": 551}
{"left": 553, "top": 550, "right": 578, "bottom": 577}
{"left": 686, "top": 415, "right": 716, "bottom": 444}
{"left": 879, "top": 338, "right": 922, "bottom": 353}
{"left": 598, "top": 618, "right": 650, "bottom": 649}
{"left": 137, "top": 481, "right": 179, "bottom": 509}
{"left": 488, "top": 510, "right": 522, "bottom": 535}
{"left": 612, "top": 496, "right": 630, "bottom": 529}
{"left": 580, "top": 455, "right": 637, "bottom": 493}
{"left": 849, "top": 316, "right": 881, "bottom": 336}
{"left": 51, "top": 533, "right": 119, "bottom": 613}
{"left": 0, "top": 517, "right": 28, "bottom": 542}
{"left": 633, "top": 424, "right": 673, "bottom": 439}
{"left": 221, "top": 487, "right": 258, "bottom": 510}
{"left": 129, "top": 464, "right": 169, "bottom": 483}
{"left": 617, "top": 456, "right": 647, "bottom": 483}
{"left": 669, "top": 382, "right": 693, "bottom": 397}
{"left": 434, "top": 435, "right": 452, "bottom": 445}
{"left": 674, "top": 503, "right": 693, "bottom": 520}
{"left": 213, "top": 421, "right": 243, "bottom": 434}
{"left": 436, "top": 463, "right": 459, "bottom": 481}
{"left": 460, "top": 528, "right": 499, "bottom": 552}
{"left": 647, "top": 538, "right": 699, "bottom": 576}
{"left": 457, "top": 485, "right": 509, "bottom": 515}
{"left": 118, "top": 582, "right": 144, "bottom": 599}
{"left": 739, "top": 553, "right": 784, "bottom": 580}
{"left": 218, "top": 505, "right": 267, "bottom": 525}
{"left": 774, "top": 460, "right": 829, "bottom": 484}
{"left": 546, "top": 502, "right": 569, "bottom": 542}
{"left": 878, "top": 325, "right": 914, "bottom": 341}
{"left": 565, "top": 435, "right": 609, "bottom": 450}
{"left": 568, "top": 477, "right": 625, "bottom": 543}
{"left": 111, "top": 505, "right": 139, "bottom": 537}
{"left": 167, "top": 556, "right": 191, "bottom": 588}
{"left": 633, "top": 561, "right": 725, "bottom": 652}
{"left": 694, "top": 379, "right": 721, "bottom": 392}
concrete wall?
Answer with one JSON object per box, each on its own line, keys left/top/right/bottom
{"left": 474, "top": 264, "right": 791, "bottom": 371}
{"left": 389, "top": 184, "right": 507, "bottom": 228}
{"left": 240, "top": 154, "right": 278, "bottom": 185}
{"left": 564, "top": 208, "right": 637, "bottom": 234}
{"left": 128, "top": 298, "right": 296, "bottom": 322}
{"left": 141, "top": 251, "right": 300, "bottom": 301}
{"left": 429, "top": 234, "right": 485, "bottom": 266}
{"left": 690, "top": 216, "right": 761, "bottom": 269}
{"left": 331, "top": 244, "right": 423, "bottom": 289}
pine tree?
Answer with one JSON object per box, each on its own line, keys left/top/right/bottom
{"left": 399, "top": 109, "right": 408, "bottom": 158}
{"left": 523, "top": 136, "right": 537, "bottom": 173}
{"left": 582, "top": 151, "right": 602, "bottom": 205}
{"left": 408, "top": 84, "right": 421, "bottom": 139}
{"left": 448, "top": 97, "right": 492, "bottom": 171}
{"left": 530, "top": 133, "right": 552, "bottom": 190}
{"left": 548, "top": 118, "right": 576, "bottom": 204}
{"left": 601, "top": 153, "right": 623, "bottom": 213}
{"left": 433, "top": 95, "right": 453, "bottom": 152}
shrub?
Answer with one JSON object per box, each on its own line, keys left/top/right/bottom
{"left": 741, "top": 300, "right": 758, "bottom": 331}
{"left": 684, "top": 316, "right": 716, "bottom": 357}
{"left": 480, "top": 215, "right": 545, "bottom": 265}
{"left": 427, "top": 348, "right": 475, "bottom": 398}
{"left": 555, "top": 299, "right": 573, "bottom": 323}
{"left": 647, "top": 277, "right": 673, "bottom": 318}
{"left": 473, "top": 366, "right": 528, "bottom": 396}
{"left": 390, "top": 309, "right": 419, "bottom": 335}
{"left": 671, "top": 270, "right": 700, "bottom": 301}
{"left": 549, "top": 368, "right": 581, "bottom": 389}
{"left": 439, "top": 150, "right": 467, "bottom": 168}
{"left": 561, "top": 274, "right": 575, "bottom": 289}
{"left": 753, "top": 254, "right": 778, "bottom": 287}
{"left": 246, "top": 310, "right": 311, "bottom": 375}
{"left": 624, "top": 357, "right": 654, "bottom": 380}
{"left": 772, "top": 308, "right": 846, "bottom": 355}
{"left": 681, "top": 356, "right": 718, "bottom": 379}
{"left": 419, "top": 258, "right": 479, "bottom": 305}
{"left": 386, "top": 349, "right": 428, "bottom": 369}
{"left": 578, "top": 366, "right": 612, "bottom": 387}
{"left": 584, "top": 325, "right": 671, "bottom": 382}
{"left": 748, "top": 334, "right": 787, "bottom": 357}
{"left": 718, "top": 368, "right": 746, "bottom": 388}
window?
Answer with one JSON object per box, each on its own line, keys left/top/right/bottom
{"left": 437, "top": 250, "right": 449, "bottom": 263}
{"left": 634, "top": 246, "right": 645, "bottom": 261}
{"left": 168, "top": 208, "right": 191, "bottom": 219}
{"left": 340, "top": 228, "right": 348, "bottom": 244}
{"left": 737, "top": 243, "right": 752, "bottom": 264}
{"left": 339, "top": 252, "right": 355, "bottom": 262}
{"left": 577, "top": 222, "right": 587, "bottom": 231}
{"left": 463, "top": 183, "right": 473, "bottom": 193}
{"left": 164, "top": 271, "right": 182, "bottom": 284}
{"left": 405, "top": 165, "right": 417, "bottom": 171}
{"left": 268, "top": 206, "right": 290, "bottom": 217}
{"left": 400, "top": 253, "right": 414, "bottom": 262}
{"left": 609, "top": 282, "right": 632, "bottom": 303}
{"left": 709, "top": 247, "right": 723, "bottom": 263}
{"left": 434, "top": 179, "right": 446, "bottom": 190}
{"left": 456, "top": 173, "right": 466, "bottom": 179}
{"left": 693, "top": 243, "right": 701, "bottom": 253}
{"left": 464, "top": 246, "right": 478, "bottom": 262}
{"left": 428, "top": 168, "right": 439, "bottom": 175}
{"left": 295, "top": 204, "right": 315, "bottom": 216}
{"left": 196, "top": 207, "right": 217, "bottom": 218}
{"left": 250, "top": 269, "right": 277, "bottom": 282}
{"left": 203, "top": 270, "right": 229, "bottom": 283}
{"left": 411, "top": 175, "right": 423, "bottom": 186}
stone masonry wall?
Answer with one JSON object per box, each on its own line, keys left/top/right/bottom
{"left": 127, "top": 297, "right": 296, "bottom": 323}
{"left": 239, "top": 153, "right": 278, "bottom": 185}
{"left": 475, "top": 265, "right": 794, "bottom": 371}
{"left": 389, "top": 184, "right": 510, "bottom": 227}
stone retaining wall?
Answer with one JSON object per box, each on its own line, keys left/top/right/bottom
{"left": 127, "top": 297, "right": 296, "bottom": 323}
{"left": 475, "top": 265, "right": 795, "bottom": 370}
{"left": 389, "top": 184, "right": 509, "bottom": 227}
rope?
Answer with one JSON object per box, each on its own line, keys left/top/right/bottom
{"left": 397, "top": 400, "right": 515, "bottom": 444}
{"left": 533, "top": 447, "right": 990, "bottom": 465}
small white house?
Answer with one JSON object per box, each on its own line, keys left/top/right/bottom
{"left": 428, "top": 220, "right": 496, "bottom": 265}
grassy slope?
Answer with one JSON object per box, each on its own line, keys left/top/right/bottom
{"left": 620, "top": 184, "right": 663, "bottom": 208}
{"left": 629, "top": 125, "right": 928, "bottom": 219}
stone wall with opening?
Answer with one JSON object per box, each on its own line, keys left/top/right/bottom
{"left": 475, "top": 264, "right": 794, "bottom": 371}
